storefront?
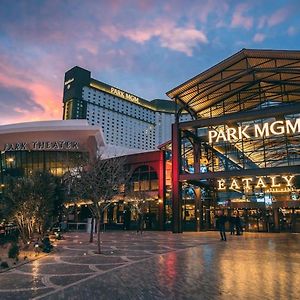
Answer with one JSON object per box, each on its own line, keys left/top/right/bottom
{"left": 0, "top": 119, "right": 103, "bottom": 183}
{"left": 167, "top": 49, "right": 300, "bottom": 233}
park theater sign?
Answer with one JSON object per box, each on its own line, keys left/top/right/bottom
{"left": 208, "top": 118, "right": 300, "bottom": 143}
{"left": 2, "top": 140, "right": 79, "bottom": 152}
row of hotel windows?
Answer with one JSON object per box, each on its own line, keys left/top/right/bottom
{"left": 86, "top": 104, "right": 157, "bottom": 149}
{"left": 83, "top": 87, "right": 156, "bottom": 123}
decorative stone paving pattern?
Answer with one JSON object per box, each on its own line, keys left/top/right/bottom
{"left": 0, "top": 231, "right": 298, "bottom": 300}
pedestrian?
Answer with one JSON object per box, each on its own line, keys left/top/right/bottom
{"left": 218, "top": 212, "right": 227, "bottom": 241}
{"left": 229, "top": 213, "right": 236, "bottom": 235}
{"left": 34, "top": 238, "right": 40, "bottom": 256}
{"left": 235, "top": 212, "right": 242, "bottom": 235}
{"left": 136, "top": 211, "right": 144, "bottom": 234}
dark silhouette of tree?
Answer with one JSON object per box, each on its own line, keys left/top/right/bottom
{"left": 70, "top": 155, "right": 128, "bottom": 254}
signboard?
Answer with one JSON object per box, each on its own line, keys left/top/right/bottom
{"left": 2, "top": 141, "right": 79, "bottom": 152}
{"left": 208, "top": 118, "right": 300, "bottom": 143}
{"left": 217, "top": 175, "right": 295, "bottom": 193}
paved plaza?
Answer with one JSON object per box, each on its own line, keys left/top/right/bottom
{"left": 0, "top": 231, "right": 299, "bottom": 300}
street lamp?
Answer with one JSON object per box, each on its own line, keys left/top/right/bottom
{"left": 6, "top": 157, "right": 14, "bottom": 176}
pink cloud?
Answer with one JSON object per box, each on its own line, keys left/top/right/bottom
{"left": 77, "top": 40, "right": 99, "bottom": 55}
{"left": 231, "top": 4, "right": 253, "bottom": 30}
{"left": 267, "top": 7, "right": 291, "bottom": 27}
{"left": 0, "top": 55, "right": 61, "bottom": 125}
{"left": 253, "top": 33, "right": 266, "bottom": 43}
{"left": 102, "top": 20, "right": 208, "bottom": 56}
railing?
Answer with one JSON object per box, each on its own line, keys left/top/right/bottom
{"left": 67, "top": 222, "right": 88, "bottom": 231}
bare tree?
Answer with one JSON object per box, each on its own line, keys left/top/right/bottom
{"left": 70, "top": 155, "right": 128, "bottom": 254}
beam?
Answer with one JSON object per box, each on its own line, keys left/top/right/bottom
{"left": 179, "top": 102, "right": 300, "bottom": 129}
{"left": 179, "top": 165, "right": 300, "bottom": 181}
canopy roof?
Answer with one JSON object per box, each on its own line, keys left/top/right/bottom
{"left": 167, "top": 49, "right": 300, "bottom": 119}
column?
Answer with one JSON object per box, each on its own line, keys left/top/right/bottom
{"left": 172, "top": 123, "right": 182, "bottom": 233}
{"left": 273, "top": 208, "right": 279, "bottom": 232}
{"left": 158, "top": 151, "right": 166, "bottom": 230}
{"left": 194, "top": 187, "right": 202, "bottom": 232}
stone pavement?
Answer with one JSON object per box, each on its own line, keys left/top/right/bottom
{"left": 0, "top": 231, "right": 299, "bottom": 300}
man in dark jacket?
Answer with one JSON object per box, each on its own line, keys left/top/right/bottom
{"left": 218, "top": 212, "right": 227, "bottom": 241}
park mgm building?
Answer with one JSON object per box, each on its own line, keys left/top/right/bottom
{"left": 62, "top": 66, "right": 190, "bottom": 152}
{"left": 167, "top": 49, "right": 300, "bottom": 233}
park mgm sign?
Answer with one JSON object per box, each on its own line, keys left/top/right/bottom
{"left": 208, "top": 118, "right": 300, "bottom": 143}
{"left": 207, "top": 117, "right": 300, "bottom": 194}
{"left": 2, "top": 140, "right": 80, "bottom": 152}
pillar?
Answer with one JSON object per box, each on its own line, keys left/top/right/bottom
{"left": 195, "top": 187, "right": 202, "bottom": 232}
{"left": 273, "top": 208, "right": 279, "bottom": 232}
{"left": 172, "top": 123, "right": 182, "bottom": 233}
{"left": 158, "top": 151, "right": 166, "bottom": 230}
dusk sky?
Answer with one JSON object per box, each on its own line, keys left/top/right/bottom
{"left": 0, "top": 0, "right": 299, "bottom": 125}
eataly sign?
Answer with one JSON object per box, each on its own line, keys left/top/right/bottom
{"left": 217, "top": 175, "right": 294, "bottom": 191}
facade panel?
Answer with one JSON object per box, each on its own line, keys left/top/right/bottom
{"left": 63, "top": 66, "right": 191, "bottom": 151}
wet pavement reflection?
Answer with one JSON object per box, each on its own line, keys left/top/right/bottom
{"left": 0, "top": 232, "right": 299, "bottom": 299}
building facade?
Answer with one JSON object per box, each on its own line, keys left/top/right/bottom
{"left": 62, "top": 66, "right": 190, "bottom": 151}
{"left": 0, "top": 120, "right": 103, "bottom": 182}
{"left": 167, "top": 49, "right": 300, "bottom": 233}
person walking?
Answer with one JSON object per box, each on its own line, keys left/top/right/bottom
{"left": 229, "top": 213, "right": 236, "bottom": 235}
{"left": 136, "top": 211, "right": 144, "bottom": 234}
{"left": 218, "top": 212, "right": 227, "bottom": 241}
{"left": 235, "top": 212, "right": 242, "bottom": 235}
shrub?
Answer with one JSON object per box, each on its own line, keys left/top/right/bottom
{"left": 41, "top": 236, "right": 53, "bottom": 253}
{"left": 8, "top": 243, "right": 19, "bottom": 259}
{"left": 0, "top": 261, "right": 9, "bottom": 268}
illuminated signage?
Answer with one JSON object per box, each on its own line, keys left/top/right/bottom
{"left": 3, "top": 141, "right": 79, "bottom": 152}
{"left": 64, "top": 78, "right": 74, "bottom": 90}
{"left": 110, "top": 87, "right": 140, "bottom": 104}
{"left": 64, "top": 78, "right": 74, "bottom": 86}
{"left": 217, "top": 175, "right": 295, "bottom": 192}
{"left": 208, "top": 118, "right": 300, "bottom": 143}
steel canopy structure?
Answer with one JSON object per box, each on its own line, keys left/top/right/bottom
{"left": 167, "top": 49, "right": 300, "bottom": 233}
{"left": 167, "top": 49, "right": 300, "bottom": 119}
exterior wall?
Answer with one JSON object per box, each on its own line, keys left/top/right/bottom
{"left": 0, "top": 120, "right": 103, "bottom": 181}
{"left": 124, "top": 150, "right": 166, "bottom": 230}
{"left": 63, "top": 66, "right": 191, "bottom": 151}
{"left": 83, "top": 86, "right": 156, "bottom": 150}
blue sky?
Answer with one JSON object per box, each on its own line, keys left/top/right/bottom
{"left": 0, "top": 0, "right": 299, "bottom": 124}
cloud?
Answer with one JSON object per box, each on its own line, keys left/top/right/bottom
{"left": 257, "top": 16, "right": 267, "bottom": 30}
{"left": 287, "top": 26, "right": 297, "bottom": 36}
{"left": 0, "top": 54, "right": 62, "bottom": 125}
{"left": 0, "top": 84, "right": 43, "bottom": 113}
{"left": 253, "top": 33, "right": 266, "bottom": 43}
{"left": 267, "top": 7, "right": 291, "bottom": 27}
{"left": 231, "top": 4, "right": 253, "bottom": 30}
{"left": 159, "top": 26, "right": 208, "bottom": 56}
{"left": 101, "top": 20, "right": 208, "bottom": 56}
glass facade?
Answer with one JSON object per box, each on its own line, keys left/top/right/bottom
{"left": 0, "top": 150, "right": 86, "bottom": 180}
{"left": 168, "top": 49, "right": 300, "bottom": 233}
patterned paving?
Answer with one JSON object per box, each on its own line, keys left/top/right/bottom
{"left": 0, "top": 231, "right": 299, "bottom": 299}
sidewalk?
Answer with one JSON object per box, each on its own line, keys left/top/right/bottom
{"left": 0, "top": 231, "right": 299, "bottom": 299}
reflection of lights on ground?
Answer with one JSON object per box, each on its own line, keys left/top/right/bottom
{"left": 31, "top": 259, "right": 40, "bottom": 291}
{"left": 165, "top": 252, "right": 177, "bottom": 281}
